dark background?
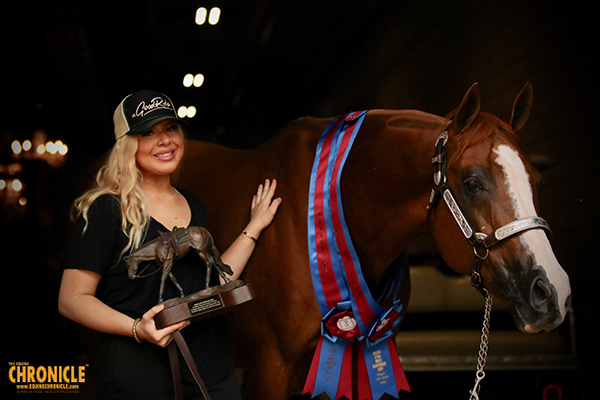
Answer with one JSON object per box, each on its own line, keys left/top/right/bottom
{"left": 2, "top": 0, "right": 597, "bottom": 398}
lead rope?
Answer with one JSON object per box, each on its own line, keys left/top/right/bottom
{"left": 469, "top": 289, "right": 493, "bottom": 400}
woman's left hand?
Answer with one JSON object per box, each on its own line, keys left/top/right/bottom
{"left": 246, "top": 179, "right": 282, "bottom": 238}
{"left": 219, "top": 179, "right": 282, "bottom": 282}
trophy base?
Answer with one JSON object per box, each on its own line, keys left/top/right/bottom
{"left": 154, "top": 280, "right": 256, "bottom": 329}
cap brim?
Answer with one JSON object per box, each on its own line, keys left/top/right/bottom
{"left": 126, "top": 116, "right": 189, "bottom": 136}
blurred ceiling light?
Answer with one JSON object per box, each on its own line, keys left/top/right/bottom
{"left": 183, "top": 73, "right": 204, "bottom": 88}
{"left": 58, "top": 143, "right": 69, "bottom": 155}
{"left": 46, "top": 141, "right": 58, "bottom": 154}
{"left": 186, "top": 106, "right": 197, "bottom": 118}
{"left": 178, "top": 106, "right": 188, "bottom": 118}
{"left": 208, "top": 8, "right": 221, "bottom": 25}
{"left": 195, "top": 7, "right": 207, "bottom": 25}
{"left": 196, "top": 7, "right": 220, "bottom": 25}
{"left": 18, "top": 197, "right": 27, "bottom": 206}
{"left": 183, "top": 73, "right": 194, "bottom": 87}
{"left": 37, "top": 144, "right": 46, "bottom": 155}
{"left": 193, "top": 74, "right": 204, "bottom": 87}
{"left": 54, "top": 140, "right": 68, "bottom": 155}
{"left": 0, "top": 179, "right": 5, "bottom": 190}
{"left": 22, "top": 140, "right": 32, "bottom": 151}
{"left": 11, "top": 140, "right": 22, "bottom": 155}
{"left": 12, "top": 179, "right": 23, "bottom": 191}
{"left": 177, "top": 106, "right": 197, "bottom": 118}
{"left": 7, "top": 163, "right": 22, "bottom": 175}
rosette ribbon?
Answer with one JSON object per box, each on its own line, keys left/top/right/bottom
{"left": 358, "top": 299, "right": 409, "bottom": 400}
{"left": 304, "top": 301, "right": 359, "bottom": 400}
{"left": 303, "top": 111, "right": 410, "bottom": 400}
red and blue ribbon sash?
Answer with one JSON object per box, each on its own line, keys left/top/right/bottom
{"left": 304, "top": 111, "right": 410, "bottom": 400}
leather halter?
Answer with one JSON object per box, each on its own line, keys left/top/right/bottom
{"left": 427, "top": 131, "right": 552, "bottom": 293}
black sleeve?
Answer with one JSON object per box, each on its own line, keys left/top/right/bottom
{"left": 64, "top": 195, "right": 125, "bottom": 276}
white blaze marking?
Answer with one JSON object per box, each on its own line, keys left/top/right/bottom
{"left": 494, "top": 145, "right": 570, "bottom": 317}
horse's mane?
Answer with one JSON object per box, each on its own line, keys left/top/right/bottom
{"left": 445, "top": 110, "right": 518, "bottom": 165}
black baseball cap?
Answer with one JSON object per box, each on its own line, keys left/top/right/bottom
{"left": 113, "top": 90, "right": 188, "bottom": 139}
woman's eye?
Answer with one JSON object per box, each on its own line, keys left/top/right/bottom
{"left": 464, "top": 178, "right": 482, "bottom": 193}
{"left": 142, "top": 131, "right": 154, "bottom": 137}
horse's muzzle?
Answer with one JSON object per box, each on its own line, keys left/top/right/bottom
{"left": 513, "top": 267, "right": 571, "bottom": 333}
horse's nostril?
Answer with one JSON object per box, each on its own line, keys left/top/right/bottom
{"left": 531, "top": 277, "right": 550, "bottom": 312}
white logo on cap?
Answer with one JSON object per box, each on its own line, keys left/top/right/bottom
{"left": 132, "top": 96, "right": 173, "bottom": 118}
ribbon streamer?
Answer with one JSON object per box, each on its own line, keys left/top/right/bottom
{"left": 304, "top": 111, "right": 410, "bottom": 399}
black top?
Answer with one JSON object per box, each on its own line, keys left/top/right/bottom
{"left": 65, "top": 189, "right": 216, "bottom": 316}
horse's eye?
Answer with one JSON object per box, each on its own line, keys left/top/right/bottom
{"left": 464, "top": 178, "right": 482, "bottom": 193}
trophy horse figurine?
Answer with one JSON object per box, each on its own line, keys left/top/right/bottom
{"left": 125, "top": 226, "right": 233, "bottom": 303}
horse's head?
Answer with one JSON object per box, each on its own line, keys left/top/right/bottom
{"left": 429, "top": 83, "right": 571, "bottom": 333}
{"left": 125, "top": 255, "right": 138, "bottom": 280}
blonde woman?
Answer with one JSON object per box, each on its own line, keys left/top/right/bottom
{"left": 58, "top": 90, "right": 281, "bottom": 400}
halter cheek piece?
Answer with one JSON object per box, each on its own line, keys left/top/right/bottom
{"left": 427, "top": 131, "right": 552, "bottom": 294}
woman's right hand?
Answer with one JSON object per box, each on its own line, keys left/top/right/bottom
{"left": 59, "top": 269, "right": 189, "bottom": 346}
{"left": 135, "top": 304, "right": 190, "bottom": 347}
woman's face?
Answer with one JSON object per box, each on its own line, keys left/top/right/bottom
{"left": 135, "top": 119, "right": 184, "bottom": 179}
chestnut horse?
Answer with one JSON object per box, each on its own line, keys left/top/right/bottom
{"left": 175, "top": 83, "right": 571, "bottom": 399}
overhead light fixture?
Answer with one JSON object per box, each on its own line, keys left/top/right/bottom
{"left": 183, "top": 74, "right": 194, "bottom": 87}
{"left": 178, "top": 106, "right": 197, "bottom": 119}
{"left": 12, "top": 179, "right": 23, "bottom": 191}
{"left": 195, "top": 7, "right": 220, "bottom": 25}
{"left": 186, "top": 106, "right": 197, "bottom": 118}
{"left": 195, "top": 7, "right": 207, "bottom": 25}
{"left": 193, "top": 74, "right": 204, "bottom": 87}
{"left": 11, "top": 140, "right": 22, "bottom": 155}
{"left": 208, "top": 7, "right": 221, "bottom": 25}
{"left": 183, "top": 73, "right": 204, "bottom": 88}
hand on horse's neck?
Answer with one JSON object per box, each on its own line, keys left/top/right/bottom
{"left": 142, "top": 178, "right": 191, "bottom": 231}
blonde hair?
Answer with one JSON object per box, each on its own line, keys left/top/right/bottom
{"left": 73, "top": 135, "right": 150, "bottom": 257}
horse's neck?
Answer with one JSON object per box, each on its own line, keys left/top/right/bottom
{"left": 177, "top": 140, "right": 264, "bottom": 247}
{"left": 341, "top": 110, "right": 449, "bottom": 288}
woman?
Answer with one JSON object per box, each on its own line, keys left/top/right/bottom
{"left": 58, "top": 90, "right": 281, "bottom": 399}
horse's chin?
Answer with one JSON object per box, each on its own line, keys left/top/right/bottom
{"left": 510, "top": 305, "right": 563, "bottom": 334}
{"left": 511, "top": 307, "right": 540, "bottom": 334}
{"left": 523, "top": 324, "right": 543, "bottom": 334}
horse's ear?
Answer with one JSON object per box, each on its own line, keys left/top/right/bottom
{"left": 453, "top": 83, "right": 481, "bottom": 132}
{"left": 507, "top": 82, "right": 533, "bottom": 132}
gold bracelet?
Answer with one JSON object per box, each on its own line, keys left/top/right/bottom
{"left": 242, "top": 230, "right": 257, "bottom": 242}
{"left": 132, "top": 318, "right": 143, "bottom": 343}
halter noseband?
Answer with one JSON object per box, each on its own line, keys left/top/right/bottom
{"left": 427, "top": 131, "right": 552, "bottom": 294}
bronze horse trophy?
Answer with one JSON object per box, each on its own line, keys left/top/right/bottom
{"left": 125, "top": 226, "right": 233, "bottom": 303}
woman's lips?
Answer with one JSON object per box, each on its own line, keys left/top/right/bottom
{"left": 154, "top": 150, "right": 175, "bottom": 160}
